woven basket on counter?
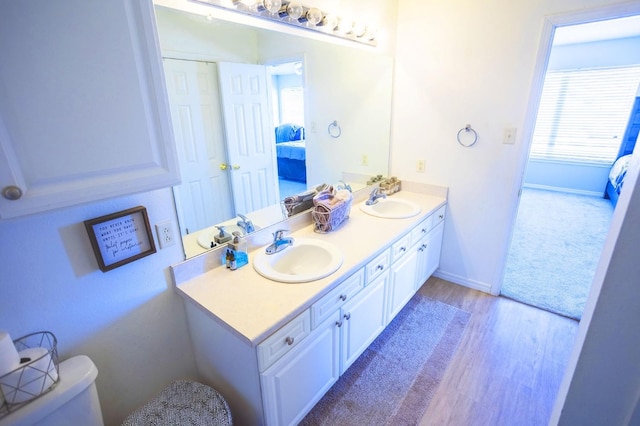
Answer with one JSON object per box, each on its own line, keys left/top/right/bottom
{"left": 312, "top": 196, "right": 352, "bottom": 233}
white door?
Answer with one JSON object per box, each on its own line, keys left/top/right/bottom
{"left": 218, "top": 62, "right": 279, "bottom": 215}
{"left": 163, "top": 59, "right": 233, "bottom": 235}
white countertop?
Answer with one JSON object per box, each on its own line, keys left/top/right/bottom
{"left": 175, "top": 190, "right": 446, "bottom": 347}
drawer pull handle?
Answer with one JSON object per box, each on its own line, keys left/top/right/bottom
{"left": 400, "top": 247, "right": 406, "bottom": 252}
{"left": 376, "top": 264, "right": 384, "bottom": 271}
{"left": 421, "top": 228, "right": 427, "bottom": 233}
{"left": 344, "top": 313, "right": 351, "bottom": 320}
{"left": 336, "top": 320, "right": 343, "bottom": 327}
{"left": 285, "top": 336, "right": 294, "bottom": 346}
{"left": 2, "top": 185, "right": 23, "bottom": 201}
{"left": 439, "top": 214, "right": 444, "bottom": 219}
{"left": 339, "top": 294, "right": 347, "bottom": 301}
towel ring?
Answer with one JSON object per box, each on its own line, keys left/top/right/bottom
{"left": 328, "top": 120, "right": 342, "bottom": 138}
{"left": 457, "top": 124, "right": 478, "bottom": 147}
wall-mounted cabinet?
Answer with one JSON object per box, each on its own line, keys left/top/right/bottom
{"left": 0, "top": 0, "right": 179, "bottom": 218}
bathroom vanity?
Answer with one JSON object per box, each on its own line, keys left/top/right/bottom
{"left": 172, "top": 188, "right": 446, "bottom": 425}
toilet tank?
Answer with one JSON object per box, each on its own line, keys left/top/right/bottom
{"left": 0, "top": 355, "right": 103, "bottom": 426}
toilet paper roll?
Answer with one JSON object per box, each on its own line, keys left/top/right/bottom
{"left": 0, "top": 347, "right": 58, "bottom": 405}
{"left": 0, "top": 331, "right": 20, "bottom": 377}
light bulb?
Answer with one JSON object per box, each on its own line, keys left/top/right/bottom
{"left": 299, "top": 7, "right": 322, "bottom": 26}
{"left": 319, "top": 14, "right": 338, "bottom": 31}
{"left": 278, "top": 1, "right": 303, "bottom": 20}
{"left": 262, "top": 0, "right": 281, "bottom": 14}
{"left": 337, "top": 18, "right": 353, "bottom": 35}
{"left": 352, "top": 22, "right": 366, "bottom": 38}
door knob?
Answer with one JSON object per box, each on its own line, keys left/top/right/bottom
{"left": 219, "top": 163, "right": 228, "bottom": 171}
{"left": 232, "top": 164, "right": 240, "bottom": 170}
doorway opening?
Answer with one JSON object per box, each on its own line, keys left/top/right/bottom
{"left": 501, "top": 15, "right": 640, "bottom": 320}
{"left": 268, "top": 60, "right": 308, "bottom": 199}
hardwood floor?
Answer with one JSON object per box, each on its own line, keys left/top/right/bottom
{"left": 418, "top": 277, "right": 579, "bottom": 426}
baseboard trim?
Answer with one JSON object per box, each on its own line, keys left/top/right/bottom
{"left": 433, "top": 270, "right": 494, "bottom": 294}
{"left": 523, "top": 184, "right": 603, "bottom": 198}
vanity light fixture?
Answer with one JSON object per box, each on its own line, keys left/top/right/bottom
{"left": 190, "top": 0, "right": 377, "bottom": 46}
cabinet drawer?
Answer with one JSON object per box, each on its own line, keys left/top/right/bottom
{"left": 391, "top": 234, "right": 412, "bottom": 263}
{"left": 411, "top": 216, "right": 433, "bottom": 246}
{"left": 433, "top": 205, "right": 446, "bottom": 226}
{"left": 257, "top": 309, "right": 311, "bottom": 372}
{"left": 311, "top": 269, "right": 365, "bottom": 329}
{"left": 365, "top": 248, "right": 391, "bottom": 283}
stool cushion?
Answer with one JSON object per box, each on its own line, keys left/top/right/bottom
{"left": 122, "top": 380, "right": 232, "bottom": 426}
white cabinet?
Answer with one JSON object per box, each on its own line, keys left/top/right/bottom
{"left": 260, "top": 311, "right": 341, "bottom": 426}
{"left": 183, "top": 201, "right": 447, "bottom": 426}
{"left": 339, "top": 272, "right": 387, "bottom": 373}
{"left": 415, "top": 206, "right": 446, "bottom": 289}
{"left": 388, "top": 248, "right": 419, "bottom": 323}
{"left": 0, "top": 0, "right": 179, "bottom": 218}
{"left": 261, "top": 267, "right": 387, "bottom": 424}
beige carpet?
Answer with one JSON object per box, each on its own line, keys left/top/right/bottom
{"left": 300, "top": 289, "right": 470, "bottom": 425}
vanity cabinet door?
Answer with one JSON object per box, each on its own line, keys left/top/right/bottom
{"left": 339, "top": 271, "right": 388, "bottom": 374}
{"left": 387, "top": 248, "right": 419, "bottom": 323}
{"left": 260, "top": 311, "right": 341, "bottom": 426}
{"left": 415, "top": 221, "right": 445, "bottom": 289}
{"left": 0, "top": 0, "right": 179, "bottom": 218}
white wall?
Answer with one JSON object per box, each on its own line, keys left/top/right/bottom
{"left": 0, "top": 189, "right": 196, "bottom": 425}
{"left": 391, "top": 0, "right": 639, "bottom": 294}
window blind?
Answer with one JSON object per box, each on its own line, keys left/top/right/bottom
{"left": 530, "top": 65, "right": 640, "bottom": 165}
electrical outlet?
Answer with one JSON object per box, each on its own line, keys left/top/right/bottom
{"left": 155, "top": 220, "right": 176, "bottom": 249}
{"left": 362, "top": 154, "right": 369, "bottom": 166}
{"left": 416, "top": 159, "right": 425, "bottom": 173}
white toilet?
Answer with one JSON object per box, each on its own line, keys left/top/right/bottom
{"left": 0, "top": 355, "right": 103, "bottom": 426}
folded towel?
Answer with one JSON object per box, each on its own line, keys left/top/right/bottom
{"left": 312, "top": 187, "right": 352, "bottom": 232}
{"left": 282, "top": 184, "right": 330, "bottom": 216}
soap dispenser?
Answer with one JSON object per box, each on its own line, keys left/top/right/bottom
{"left": 214, "top": 226, "right": 232, "bottom": 244}
{"left": 227, "top": 231, "right": 248, "bottom": 270}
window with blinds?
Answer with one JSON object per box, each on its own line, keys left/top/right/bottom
{"left": 530, "top": 65, "right": 640, "bottom": 165}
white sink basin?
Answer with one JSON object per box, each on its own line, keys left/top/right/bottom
{"left": 253, "top": 238, "right": 344, "bottom": 283}
{"left": 359, "top": 197, "right": 421, "bottom": 219}
{"left": 197, "top": 224, "right": 261, "bottom": 249}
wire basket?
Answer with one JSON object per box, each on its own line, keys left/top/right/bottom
{"left": 0, "top": 331, "right": 59, "bottom": 418}
{"left": 312, "top": 197, "right": 352, "bottom": 233}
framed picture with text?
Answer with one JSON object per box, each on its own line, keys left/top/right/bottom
{"left": 84, "top": 206, "right": 156, "bottom": 272}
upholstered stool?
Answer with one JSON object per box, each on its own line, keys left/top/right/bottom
{"left": 122, "top": 380, "right": 232, "bottom": 426}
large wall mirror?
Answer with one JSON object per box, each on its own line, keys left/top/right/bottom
{"left": 154, "top": 4, "right": 393, "bottom": 259}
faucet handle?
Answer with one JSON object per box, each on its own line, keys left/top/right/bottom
{"left": 273, "top": 229, "right": 288, "bottom": 241}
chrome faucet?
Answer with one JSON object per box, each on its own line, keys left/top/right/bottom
{"left": 265, "top": 229, "right": 294, "bottom": 255}
{"left": 336, "top": 180, "right": 352, "bottom": 192}
{"left": 237, "top": 213, "right": 255, "bottom": 234}
{"left": 365, "top": 187, "right": 387, "bottom": 205}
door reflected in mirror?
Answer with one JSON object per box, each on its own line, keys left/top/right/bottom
{"left": 155, "top": 5, "right": 393, "bottom": 259}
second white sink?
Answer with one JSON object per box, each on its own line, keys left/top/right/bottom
{"left": 253, "top": 238, "right": 344, "bottom": 283}
{"left": 359, "top": 197, "right": 421, "bottom": 219}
